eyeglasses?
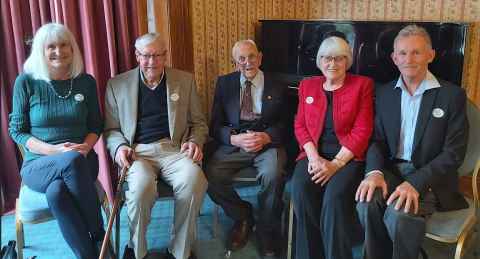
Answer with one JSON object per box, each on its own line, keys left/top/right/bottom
{"left": 321, "top": 55, "right": 346, "bottom": 63}
{"left": 234, "top": 54, "right": 258, "bottom": 65}
{"left": 136, "top": 50, "right": 167, "bottom": 60}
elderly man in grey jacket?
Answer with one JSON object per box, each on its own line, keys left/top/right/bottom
{"left": 104, "top": 33, "right": 208, "bottom": 259}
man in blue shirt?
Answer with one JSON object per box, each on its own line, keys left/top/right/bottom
{"left": 355, "top": 25, "right": 469, "bottom": 259}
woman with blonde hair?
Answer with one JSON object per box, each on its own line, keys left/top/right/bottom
{"left": 9, "top": 23, "right": 109, "bottom": 258}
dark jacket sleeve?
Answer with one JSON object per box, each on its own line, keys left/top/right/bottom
{"left": 263, "top": 81, "right": 287, "bottom": 147}
{"left": 364, "top": 84, "right": 389, "bottom": 174}
{"left": 210, "top": 76, "right": 234, "bottom": 146}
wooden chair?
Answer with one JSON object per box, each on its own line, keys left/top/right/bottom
{"left": 15, "top": 146, "right": 111, "bottom": 259}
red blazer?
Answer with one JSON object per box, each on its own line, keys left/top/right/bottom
{"left": 295, "top": 73, "right": 374, "bottom": 161}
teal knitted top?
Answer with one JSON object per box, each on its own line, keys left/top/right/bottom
{"left": 8, "top": 73, "right": 103, "bottom": 162}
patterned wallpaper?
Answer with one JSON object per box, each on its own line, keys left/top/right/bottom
{"left": 191, "top": 0, "right": 480, "bottom": 113}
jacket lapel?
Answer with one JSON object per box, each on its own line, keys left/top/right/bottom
{"left": 229, "top": 73, "right": 241, "bottom": 125}
{"left": 126, "top": 68, "right": 140, "bottom": 144}
{"left": 412, "top": 89, "right": 438, "bottom": 152}
{"left": 261, "top": 73, "right": 272, "bottom": 116}
{"left": 165, "top": 68, "right": 180, "bottom": 140}
{"left": 387, "top": 85, "right": 402, "bottom": 157}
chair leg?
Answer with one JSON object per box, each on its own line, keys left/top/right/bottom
{"left": 115, "top": 201, "right": 123, "bottom": 258}
{"left": 454, "top": 217, "right": 477, "bottom": 259}
{"left": 287, "top": 198, "right": 294, "bottom": 259}
{"left": 212, "top": 204, "right": 219, "bottom": 238}
{"left": 15, "top": 199, "right": 24, "bottom": 259}
{"left": 454, "top": 230, "right": 470, "bottom": 259}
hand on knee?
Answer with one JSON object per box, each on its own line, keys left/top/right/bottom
{"left": 386, "top": 182, "right": 419, "bottom": 215}
{"left": 355, "top": 173, "right": 387, "bottom": 203}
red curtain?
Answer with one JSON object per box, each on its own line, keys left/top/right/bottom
{"left": 0, "top": 0, "right": 140, "bottom": 213}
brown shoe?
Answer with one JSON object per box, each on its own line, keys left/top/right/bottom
{"left": 228, "top": 220, "right": 254, "bottom": 251}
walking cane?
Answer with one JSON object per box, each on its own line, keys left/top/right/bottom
{"left": 99, "top": 166, "right": 128, "bottom": 259}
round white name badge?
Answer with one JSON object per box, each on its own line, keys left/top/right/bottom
{"left": 306, "top": 96, "right": 314, "bottom": 104}
{"left": 432, "top": 108, "right": 444, "bottom": 118}
{"left": 170, "top": 93, "right": 179, "bottom": 101}
{"left": 74, "top": 93, "right": 84, "bottom": 102}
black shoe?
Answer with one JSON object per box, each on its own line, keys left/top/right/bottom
{"left": 228, "top": 219, "right": 254, "bottom": 251}
{"left": 123, "top": 245, "right": 135, "bottom": 259}
{"left": 257, "top": 231, "right": 276, "bottom": 257}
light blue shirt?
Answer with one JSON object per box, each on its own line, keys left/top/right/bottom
{"left": 240, "top": 70, "right": 264, "bottom": 116}
{"left": 395, "top": 71, "right": 441, "bottom": 161}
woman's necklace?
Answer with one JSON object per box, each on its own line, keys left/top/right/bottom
{"left": 48, "top": 78, "right": 73, "bottom": 99}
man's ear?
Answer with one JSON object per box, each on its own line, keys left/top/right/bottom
{"left": 428, "top": 49, "right": 436, "bottom": 63}
{"left": 134, "top": 50, "right": 141, "bottom": 63}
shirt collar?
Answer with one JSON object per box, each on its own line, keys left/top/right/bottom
{"left": 394, "top": 70, "right": 441, "bottom": 96}
{"left": 240, "top": 70, "right": 263, "bottom": 88}
{"left": 139, "top": 69, "right": 165, "bottom": 89}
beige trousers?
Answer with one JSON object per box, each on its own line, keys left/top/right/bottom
{"left": 125, "top": 139, "right": 207, "bottom": 259}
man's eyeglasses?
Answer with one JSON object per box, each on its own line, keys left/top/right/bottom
{"left": 321, "top": 55, "right": 346, "bottom": 63}
{"left": 234, "top": 54, "right": 258, "bottom": 65}
{"left": 136, "top": 50, "right": 167, "bottom": 60}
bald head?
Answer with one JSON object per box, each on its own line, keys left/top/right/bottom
{"left": 232, "top": 40, "right": 258, "bottom": 59}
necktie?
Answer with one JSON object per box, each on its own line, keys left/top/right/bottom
{"left": 240, "top": 80, "right": 254, "bottom": 121}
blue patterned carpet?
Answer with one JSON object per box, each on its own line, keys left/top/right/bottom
{"left": 1, "top": 186, "right": 479, "bottom": 259}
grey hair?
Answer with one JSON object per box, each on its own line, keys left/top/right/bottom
{"left": 23, "top": 23, "right": 83, "bottom": 82}
{"left": 135, "top": 33, "right": 164, "bottom": 51}
{"left": 231, "top": 39, "right": 258, "bottom": 60}
{"left": 316, "top": 36, "right": 353, "bottom": 69}
{"left": 394, "top": 25, "right": 432, "bottom": 49}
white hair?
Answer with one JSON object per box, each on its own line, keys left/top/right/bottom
{"left": 231, "top": 39, "right": 258, "bottom": 60}
{"left": 394, "top": 24, "right": 432, "bottom": 49}
{"left": 316, "top": 36, "right": 353, "bottom": 70}
{"left": 23, "top": 23, "right": 83, "bottom": 82}
{"left": 135, "top": 33, "right": 164, "bottom": 51}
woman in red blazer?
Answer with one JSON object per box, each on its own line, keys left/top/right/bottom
{"left": 291, "top": 35, "right": 374, "bottom": 259}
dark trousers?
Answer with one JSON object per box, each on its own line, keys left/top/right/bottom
{"left": 205, "top": 146, "right": 286, "bottom": 233}
{"left": 356, "top": 162, "right": 436, "bottom": 259}
{"left": 21, "top": 151, "right": 104, "bottom": 259}
{"left": 291, "top": 158, "right": 363, "bottom": 259}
